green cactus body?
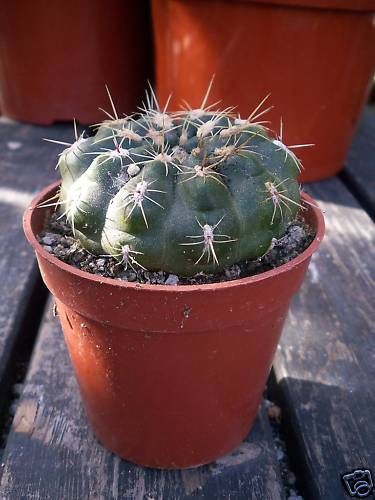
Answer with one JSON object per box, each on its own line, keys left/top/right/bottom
{"left": 56, "top": 100, "right": 303, "bottom": 277}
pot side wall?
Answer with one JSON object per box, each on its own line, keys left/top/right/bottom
{"left": 56, "top": 297, "right": 290, "bottom": 468}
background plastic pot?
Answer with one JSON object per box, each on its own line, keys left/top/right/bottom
{"left": 151, "top": 0, "right": 375, "bottom": 182}
{"left": 24, "top": 182, "right": 324, "bottom": 469}
{"left": 0, "top": 1, "right": 153, "bottom": 125}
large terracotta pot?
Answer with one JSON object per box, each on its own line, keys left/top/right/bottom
{"left": 0, "top": 1, "right": 153, "bottom": 125}
{"left": 151, "top": 0, "right": 375, "bottom": 182}
{"left": 23, "top": 181, "right": 324, "bottom": 469}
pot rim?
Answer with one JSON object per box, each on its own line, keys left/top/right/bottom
{"left": 236, "top": 0, "right": 375, "bottom": 12}
{"left": 23, "top": 181, "right": 325, "bottom": 293}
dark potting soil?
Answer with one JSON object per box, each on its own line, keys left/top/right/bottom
{"left": 38, "top": 213, "right": 314, "bottom": 286}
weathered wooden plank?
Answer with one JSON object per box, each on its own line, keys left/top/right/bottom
{"left": 0, "top": 122, "right": 72, "bottom": 406}
{"left": 343, "top": 107, "right": 375, "bottom": 217}
{"left": 0, "top": 301, "right": 284, "bottom": 500}
{"left": 273, "top": 178, "right": 375, "bottom": 500}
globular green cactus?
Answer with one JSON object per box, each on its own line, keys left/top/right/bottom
{"left": 47, "top": 86, "right": 307, "bottom": 277}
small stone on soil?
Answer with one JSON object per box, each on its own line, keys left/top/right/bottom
{"left": 165, "top": 274, "right": 179, "bottom": 286}
{"left": 41, "top": 234, "right": 55, "bottom": 246}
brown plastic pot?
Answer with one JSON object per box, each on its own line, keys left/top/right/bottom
{"left": 0, "top": 1, "right": 153, "bottom": 125}
{"left": 23, "top": 181, "right": 324, "bottom": 469}
{"left": 151, "top": 0, "right": 375, "bottom": 182}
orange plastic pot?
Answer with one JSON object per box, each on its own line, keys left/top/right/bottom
{"left": 0, "top": 1, "right": 153, "bottom": 125}
{"left": 24, "top": 181, "right": 324, "bottom": 469}
{"left": 151, "top": 0, "right": 375, "bottom": 182}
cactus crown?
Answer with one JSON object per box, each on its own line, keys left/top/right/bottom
{"left": 45, "top": 83, "right": 308, "bottom": 277}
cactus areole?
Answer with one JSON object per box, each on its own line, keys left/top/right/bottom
{"left": 54, "top": 89, "right": 306, "bottom": 278}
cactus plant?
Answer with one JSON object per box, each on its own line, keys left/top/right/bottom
{"left": 44, "top": 85, "right": 308, "bottom": 277}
